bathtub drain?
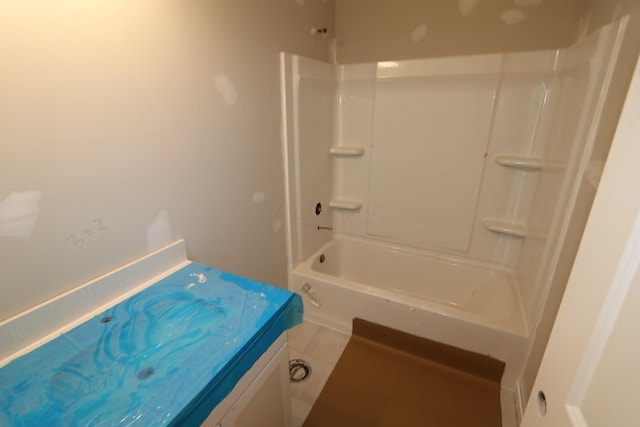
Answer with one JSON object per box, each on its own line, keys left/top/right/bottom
{"left": 289, "top": 359, "right": 312, "bottom": 383}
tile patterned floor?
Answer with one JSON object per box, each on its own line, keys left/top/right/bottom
{"left": 287, "top": 321, "right": 350, "bottom": 427}
{"left": 287, "top": 319, "right": 518, "bottom": 427}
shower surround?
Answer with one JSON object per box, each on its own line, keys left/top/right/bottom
{"left": 280, "top": 17, "right": 626, "bottom": 393}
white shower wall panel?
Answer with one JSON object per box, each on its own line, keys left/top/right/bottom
{"left": 331, "top": 74, "right": 376, "bottom": 239}
{"left": 473, "top": 73, "right": 561, "bottom": 265}
{"left": 281, "top": 55, "right": 336, "bottom": 267}
{"left": 367, "top": 75, "right": 499, "bottom": 252}
{"left": 333, "top": 79, "right": 375, "bottom": 200}
{"left": 296, "top": 76, "right": 335, "bottom": 257}
{"left": 333, "top": 51, "right": 562, "bottom": 268}
{"left": 515, "top": 20, "right": 628, "bottom": 325}
{"left": 516, "top": 65, "right": 593, "bottom": 324}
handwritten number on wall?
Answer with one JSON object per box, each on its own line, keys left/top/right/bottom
{"left": 64, "top": 218, "right": 109, "bottom": 250}
{"left": 94, "top": 218, "right": 108, "bottom": 240}
{"left": 64, "top": 234, "right": 85, "bottom": 249}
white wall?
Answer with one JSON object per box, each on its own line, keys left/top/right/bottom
{"left": 0, "top": 0, "right": 335, "bottom": 322}
{"left": 335, "top": 0, "right": 586, "bottom": 63}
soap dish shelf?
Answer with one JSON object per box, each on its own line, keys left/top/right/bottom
{"left": 483, "top": 219, "right": 527, "bottom": 238}
{"left": 329, "top": 199, "right": 363, "bottom": 210}
{"left": 329, "top": 146, "right": 365, "bottom": 157}
{"left": 495, "top": 155, "right": 544, "bottom": 171}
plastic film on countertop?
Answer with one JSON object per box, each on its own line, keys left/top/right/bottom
{"left": 0, "top": 262, "right": 302, "bottom": 426}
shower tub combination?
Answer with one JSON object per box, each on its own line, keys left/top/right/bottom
{"left": 291, "top": 235, "right": 528, "bottom": 388}
{"left": 279, "top": 48, "right": 543, "bottom": 390}
{"left": 281, "top": 17, "right": 626, "bottom": 393}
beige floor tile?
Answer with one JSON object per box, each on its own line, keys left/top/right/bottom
{"left": 304, "top": 326, "right": 350, "bottom": 365}
{"left": 291, "top": 397, "right": 313, "bottom": 427}
{"left": 287, "top": 321, "right": 320, "bottom": 353}
{"left": 288, "top": 346, "right": 303, "bottom": 361}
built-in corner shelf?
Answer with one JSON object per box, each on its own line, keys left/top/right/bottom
{"left": 329, "top": 199, "right": 363, "bottom": 210}
{"left": 495, "top": 155, "right": 544, "bottom": 171}
{"left": 329, "top": 146, "right": 365, "bottom": 158}
{"left": 482, "top": 219, "right": 527, "bottom": 238}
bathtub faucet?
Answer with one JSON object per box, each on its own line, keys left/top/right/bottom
{"left": 317, "top": 226, "right": 333, "bottom": 231}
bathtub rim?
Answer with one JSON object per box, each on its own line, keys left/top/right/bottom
{"left": 293, "top": 234, "right": 529, "bottom": 337}
{"left": 311, "top": 233, "right": 520, "bottom": 274}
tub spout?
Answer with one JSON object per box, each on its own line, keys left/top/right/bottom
{"left": 300, "top": 282, "right": 322, "bottom": 307}
{"left": 317, "top": 226, "right": 333, "bottom": 231}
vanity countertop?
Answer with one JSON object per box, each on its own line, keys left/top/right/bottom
{"left": 0, "top": 262, "right": 302, "bottom": 426}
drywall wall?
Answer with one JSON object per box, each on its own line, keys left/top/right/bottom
{"left": 335, "top": 0, "right": 587, "bottom": 63}
{"left": 0, "top": 0, "right": 335, "bottom": 322}
{"left": 518, "top": 0, "right": 640, "bottom": 402}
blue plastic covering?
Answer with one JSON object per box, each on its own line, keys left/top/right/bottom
{"left": 0, "top": 263, "right": 303, "bottom": 426}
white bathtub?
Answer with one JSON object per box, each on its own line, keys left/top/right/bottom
{"left": 291, "top": 235, "right": 529, "bottom": 388}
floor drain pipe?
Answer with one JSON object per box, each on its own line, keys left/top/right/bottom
{"left": 289, "top": 359, "right": 312, "bottom": 383}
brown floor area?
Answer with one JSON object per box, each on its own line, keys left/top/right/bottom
{"left": 303, "top": 319, "right": 505, "bottom": 427}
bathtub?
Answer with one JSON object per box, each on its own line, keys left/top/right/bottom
{"left": 291, "top": 235, "right": 529, "bottom": 388}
